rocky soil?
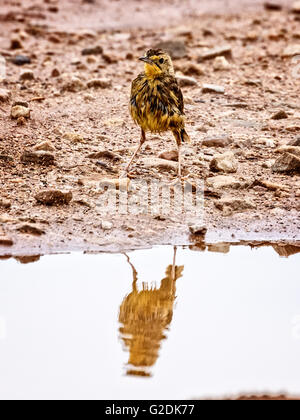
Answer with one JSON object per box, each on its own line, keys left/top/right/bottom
{"left": 1, "top": 0, "right": 300, "bottom": 256}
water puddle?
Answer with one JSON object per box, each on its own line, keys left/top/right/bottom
{"left": 0, "top": 243, "right": 299, "bottom": 399}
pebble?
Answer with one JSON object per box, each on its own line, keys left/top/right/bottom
{"left": 210, "top": 152, "right": 238, "bottom": 173}
{"left": 292, "top": 1, "right": 300, "bottom": 13}
{"left": 275, "top": 146, "right": 300, "bottom": 157}
{"left": 21, "top": 151, "right": 55, "bottom": 166}
{"left": 143, "top": 157, "right": 178, "bottom": 172}
{"left": 264, "top": 1, "right": 283, "bottom": 10}
{"left": 189, "top": 224, "right": 207, "bottom": 236}
{"left": 87, "top": 78, "right": 112, "bottom": 88}
{"left": 177, "top": 75, "right": 198, "bottom": 87}
{"left": 0, "top": 236, "right": 14, "bottom": 246}
{"left": 17, "top": 224, "right": 45, "bottom": 236}
{"left": 288, "top": 137, "right": 300, "bottom": 146}
{"left": 33, "top": 141, "right": 56, "bottom": 152}
{"left": 213, "top": 56, "right": 231, "bottom": 71}
{"left": 20, "top": 69, "right": 35, "bottom": 81}
{"left": 51, "top": 68, "right": 60, "bottom": 77}
{"left": 271, "top": 110, "right": 288, "bottom": 120}
{"left": 198, "top": 45, "right": 232, "bottom": 61}
{"left": 88, "top": 150, "right": 121, "bottom": 161}
{"left": 35, "top": 190, "right": 73, "bottom": 206}
{"left": 180, "top": 63, "right": 204, "bottom": 76}
{"left": 0, "top": 89, "right": 10, "bottom": 102}
{"left": 282, "top": 45, "right": 300, "bottom": 57}
{"left": 63, "top": 132, "right": 85, "bottom": 143}
{"left": 11, "top": 55, "right": 31, "bottom": 66}
{"left": 159, "top": 150, "right": 179, "bottom": 161}
{"left": 10, "top": 36, "right": 23, "bottom": 50}
{"left": 202, "top": 84, "right": 225, "bottom": 94}
{"left": 81, "top": 46, "right": 103, "bottom": 56}
{"left": 202, "top": 136, "right": 232, "bottom": 148}
{"left": 11, "top": 105, "right": 30, "bottom": 119}
{"left": 0, "top": 199, "right": 11, "bottom": 209}
{"left": 215, "top": 196, "right": 256, "bottom": 212}
{"left": 98, "top": 178, "right": 130, "bottom": 190}
{"left": 207, "top": 175, "right": 241, "bottom": 189}
{"left": 62, "top": 76, "right": 85, "bottom": 93}
{"left": 101, "top": 221, "right": 113, "bottom": 231}
{"left": 272, "top": 152, "right": 300, "bottom": 173}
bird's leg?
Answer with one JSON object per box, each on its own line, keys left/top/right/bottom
{"left": 177, "top": 143, "right": 182, "bottom": 179}
{"left": 125, "top": 129, "right": 146, "bottom": 173}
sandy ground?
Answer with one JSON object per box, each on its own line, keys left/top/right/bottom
{"left": 1, "top": 0, "right": 300, "bottom": 256}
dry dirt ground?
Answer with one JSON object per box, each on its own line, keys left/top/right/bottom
{"left": 1, "top": 0, "right": 300, "bottom": 256}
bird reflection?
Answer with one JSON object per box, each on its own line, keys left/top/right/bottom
{"left": 119, "top": 247, "right": 184, "bottom": 377}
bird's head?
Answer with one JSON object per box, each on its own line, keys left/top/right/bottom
{"left": 139, "top": 49, "right": 174, "bottom": 78}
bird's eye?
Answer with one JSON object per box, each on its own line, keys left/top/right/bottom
{"left": 159, "top": 58, "right": 164, "bottom": 64}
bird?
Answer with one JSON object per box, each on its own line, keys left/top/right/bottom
{"left": 119, "top": 247, "right": 184, "bottom": 377}
{"left": 127, "top": 49, "right": 190, "bottom": 179}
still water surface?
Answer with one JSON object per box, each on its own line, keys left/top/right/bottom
{"left": 0, "top": 244, "right": 299, "bottom": 400}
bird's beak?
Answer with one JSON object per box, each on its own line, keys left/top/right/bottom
{"left": 139, "top": 56, "right": 154, "bottom": 65}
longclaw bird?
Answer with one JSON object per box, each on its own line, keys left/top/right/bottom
{"left": 127, "top": 49, "right": 191, "bottom": 179}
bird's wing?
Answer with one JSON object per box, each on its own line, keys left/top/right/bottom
{"left": 168, "top": 76, "right": 184, "bottom": 115}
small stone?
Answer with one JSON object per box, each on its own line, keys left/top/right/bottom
{"left": 207, "top": 175, "right": 241, "bottom": 189}
{"left": 88, "top": 150, "right": 121, "bottom": 160}
{"left": 189, "top": 224, "right": 207, "bottom": 236}
{"left": 101, "top": 221, "right": 113, "bottom": 231}
{"left": 35, "top": 190, "right": 72, "bottom": 206}
{"left": 21, "top": 151, "right": 55, "bottom": 166}
{"left": 210, "top": 152, "right": 238, "bottom": 173}
{"left": 282, "top": 45, "right": 300, "bottom": 57}
{"left": 51, "top": 68, "right": 60, "bottom": 77}
{"left": 154, "top": 40, "right": 187, "bottom": 59}
{"left": 202, "top": 136, "right": 232, "bottom": 148}
{"left": 272, "top": 152, "right": 300, "bottom": 173}
{"left": 198, "top": 45, "right": 232, "bottom": 61}
{"left": 102, "top": 52, "right": 119, "bottom": 64}
{"left": 213, "top": 56, "right": 231, "bottom": 71}
{"left": 275, "top": 146, "right": 300, "bottom": 157}
{"left": 271, "top": 110, "right": 288, "bottom": 120}
{"left": 81, "top": 46, "right": 103, "bottom": 56}
{"left": 177, "top": 75, "right": 198, "bottom": 87}
{"left": 87, "top": 78, "right": 112, "bottom": 88}
{"left": 11, "top": 105, "right": 30, "bottom": 119}
{"left": 61, "top": 76, "right": 85, "bottom": 93}
{"left": 180, "top": 63, "right": 204, "bottom": 76}
{"left": 254, "top": 179, "right": 289, "bottom": 192}
{"left": 288, "top": 137, "right": 300, "bottom": 146}
{"left": 0, "top": 199, "right": 11, "bottom": 209}
{"left": 11, "top": 55, "right": 31, "bottom": 66}
{"left": 292, "top": 1, "right": 300, "bottom": 13}
{"left": 12, "top": 100, "right": 29, "bottom": 108}
{"left": 0, "top": 236, "right": 14, "bottom": 246}
{"left": 143, "top": 157, "right": 178, "bottom": 172}
{"left": 10, "top": 36, "right": 23, "bottom": 50}
{"left": 33, "top": 141, "right": 56, "bottom": 152}
{"left": 159, "top": 150, "right": 179, "bottom": 162}
{"left": 202, "top": 84, "right": 225, "bottom": 94}
{"left": 20, "top": 69, "right": 35, "bottom": 81}
{"left": 0, "top": 89, "right": 10, "bottom": 103}
{"left": 215, "top": 196, "right": 256, "bottom": 212}
{"left": 0, "top": 154, "right": 13, "bottom": 164}
{"left": 98, "top": 178, "right": 131, "bottom": 191}
{"left": 63, "top": 132, "right": 85, "bottom": 143}
{"left": 264, "top": 1, "right": 283, "bottom": 10}
{"left": 17, "top": 224, "right": 45, "bottom": 236}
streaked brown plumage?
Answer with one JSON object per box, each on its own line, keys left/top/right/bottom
{"left": 119, "top": 247, "right": 183, "bottom": 377}
{"left": 127, "top": 49, "right": 190, "bottom": 178}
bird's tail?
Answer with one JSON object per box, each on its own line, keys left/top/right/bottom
{"left": 180, "top": 128, "right": 191, "bottom": 144}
